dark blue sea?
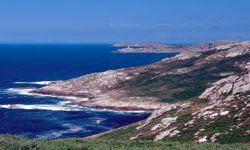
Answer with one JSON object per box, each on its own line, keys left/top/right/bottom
{"left": 0, "top": 44, "right": 176, "bottom": 139}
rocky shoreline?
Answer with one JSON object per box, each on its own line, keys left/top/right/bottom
{"left": 32, "top": 87, "right": 172, "bottom": 112}
{"left": 32, "top": 67, "right": 174, "bottom": 111}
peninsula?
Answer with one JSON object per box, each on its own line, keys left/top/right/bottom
{"left": 114, "top": 41, "right": 236, "bottom": 53}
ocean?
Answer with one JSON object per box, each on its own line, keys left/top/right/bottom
{"left": 0, "top": 44, "right": 176, "bottom": 139}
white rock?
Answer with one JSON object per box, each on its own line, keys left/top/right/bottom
{"left": 211, "top": 133, "right": 220, "bottom": 142}
{"left": 185, "top": 120, "right": 194, "bottom": 126}
{"left": 220, "top": 111, "right": 229, "bottom": 116}
{"left": 161, "top": 117, "right": 178, "bottom": 125}
{"left": 209, "top": 113, "right": 218, "bottom": 118}
{"left": 173, "top": 52, "right": 201, "bottom": 60}
{"left": 151, "top": 124, "right": 162, "bottom": 131}
{"left": 198, "top": 136, "right": 207, "bottom": 143}
{"left": 154, "top": 127, "right": 176, "bottom": 141}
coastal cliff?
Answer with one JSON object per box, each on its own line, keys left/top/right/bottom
{"left": 33, "top": 41, "right": 250, "bottom": 143}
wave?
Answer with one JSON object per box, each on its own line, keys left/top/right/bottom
{"left": 0, "top": 104, "right": 83, "bottom": 111}
{"left": 6, "top": 88, "right": 35, "bottom": 96}
{"left": 3, "top": 89, "right": 149, "bottom": 114}
{"left": 36, "top": 124, "right": 87, "bottom": 139}
{"left": 92, "top": 117, "right": 105, "bottom": 125}
{"left": 83, "top": 107, "right": 150, "bottom": 114}
{"left": 5, "top": 88, "right": 80, "bottom": 100}
{"left": 13, "top": 81, "right": 55, "bottom": 85}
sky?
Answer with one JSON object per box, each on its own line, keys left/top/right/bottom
{"left": 0, "top": 0, "right": 250, "bottom": 43}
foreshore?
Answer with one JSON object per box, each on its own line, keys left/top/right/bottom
{"left": 3, "top": 87, "right": 155, "bottom": 113}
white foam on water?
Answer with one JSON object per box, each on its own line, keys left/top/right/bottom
{"left": 6, "top": 88, "right": 35, "bottom": 96}
{"left": 93, "top": 117, "right": 105, "bottom": 125}
{"left": 13, "top": 81, "right": 54, "bottom": 85}
{"left": 3, "top": 88, "right": 149, "bottom": 114}
{"left": 36, "top": 124, "right": 87, "bottom": 139}
{"left": 5, "top": 88, "right": 80, "bottom": 100}
{"left": 0, "top": 104, "right": 83, "bottom": 111}
{"left": 83, "top": 107, "right": 149, "bottom": 114}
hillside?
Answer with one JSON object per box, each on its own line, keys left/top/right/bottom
{"left": 33, "top": 41, "right": 250, "bottom": 143}
{"left": 98, "top": 42, "right": 250, "bottom": 143}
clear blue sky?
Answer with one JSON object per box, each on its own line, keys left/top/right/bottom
{"left": 1, "top": 0, "right": 250, "bottom": 43}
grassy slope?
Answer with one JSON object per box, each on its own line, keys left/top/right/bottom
{"left": 98, "top": 94, "right": 250, "bottom": 144}
{"left": 124, "top": 53, "right": 250, "bottom": 102}
{"left": 1, "top": 135, "right": 250, "bottom": 150}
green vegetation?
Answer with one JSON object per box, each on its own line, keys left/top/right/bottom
{"left": 219, "top": 126, "right": 250, "bottom": 144}
{"left": 203, "top": 117, "right": 235, "bottom": 135}
{"left": 98, "top": 125, "right": 138, "bottom": 140}
{"left": 125, "top": 53, "right": 250, "bottom": 102}
{"left": 1, "top": 135, "right": 250, "bottom": 150}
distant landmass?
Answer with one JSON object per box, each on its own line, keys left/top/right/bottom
{"left": 113, "top": 41, "right": 237, "bottom": 53}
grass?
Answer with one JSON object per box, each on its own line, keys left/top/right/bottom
{"left": 0, "top": 135, "right": 250, "bottom": 150}
{"left": 219, "top": 127, "right": 250, "bottom": 144}
{"left": 98, "top": 125, "right": 138, "bottom": 140}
